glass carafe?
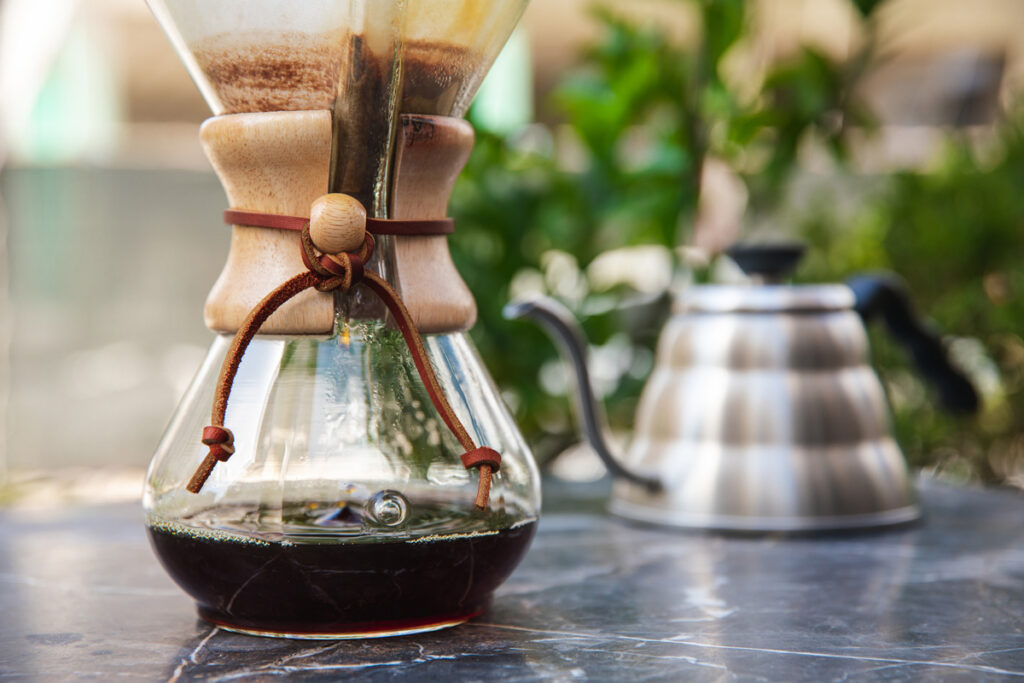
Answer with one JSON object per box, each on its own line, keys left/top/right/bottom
{"left": 142, "top": 0, "right": 539, "bottom": 638}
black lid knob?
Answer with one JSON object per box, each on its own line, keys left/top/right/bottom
{"left": 726, "top": 242, "right": 807, "bottom": 281}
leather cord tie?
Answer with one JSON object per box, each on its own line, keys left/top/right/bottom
{"left": 186, "top": 204, "right": 500, "bottom": 510}
{"left": 223, "top": 209, "right": 455, "bottom": 236}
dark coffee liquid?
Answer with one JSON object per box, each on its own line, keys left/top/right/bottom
{"left": 147, "top": 502, "right": 536, "bottom": 637}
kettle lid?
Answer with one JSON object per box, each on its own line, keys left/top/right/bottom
{"left": 728, "top": 242, "right": 806, "bottom": 281}
{"left": 678, "top": 242, "right": 855, "bottom": 313}
{"left": 677, "top": 283, "right": 855, "bottom": 313}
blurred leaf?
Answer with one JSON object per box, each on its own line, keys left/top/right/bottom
{"left": 851, "top": 0, "right": 886, "bottom": 17}
{"left": 700, "top": 0, "right": 746, "bottom": 77}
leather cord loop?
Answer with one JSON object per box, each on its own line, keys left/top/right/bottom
{"left": 188, "top": 207, "right": 498, "bottom": 509}
{"left": 224, "top": 209, "right": 454, "bottom": 236}
{"left": 461, "top": 447, "right": 501, "bottom": 472}
{"left": 223, "top": 210, "right": 308, "bottom": 232}
{"left": 199, "top": 426, "right": 234, "bottom": 463}
{"left": 201, "top": 425, "right": 232, "bottom": 446}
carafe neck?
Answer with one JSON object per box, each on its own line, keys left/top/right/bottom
{"left": 200, "top": 110, "right": 477, "bottom": 336}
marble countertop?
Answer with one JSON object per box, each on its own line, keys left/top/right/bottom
{"left": 1, "top": 476, "right": 1023, "bottom": 681}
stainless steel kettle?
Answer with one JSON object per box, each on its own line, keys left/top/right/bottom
{"left": 505, "top": 244, "right": 978, "bottom": 532}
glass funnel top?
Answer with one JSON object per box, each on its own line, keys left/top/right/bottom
{"left": 147, "top": 0, "right": 529, "bottom": 117}
{"left": 146, "top": 0, "right": 351, "bottom": 115}
{"left": 400, "top": 0, "right": 529, "bottom": 117}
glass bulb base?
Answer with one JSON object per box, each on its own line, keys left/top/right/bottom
{"left": 202, "top": 611, "right": 480, "bottom": 641}
{"left": 145, "top": 322, "right": 540, "bottom": 639}
{"left": 146, "top": 511, "right": 537, "bottom": 638}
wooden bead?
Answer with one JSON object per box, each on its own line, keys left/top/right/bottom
{"left": 310, "top": 194, "right": 366, "bottom": 253}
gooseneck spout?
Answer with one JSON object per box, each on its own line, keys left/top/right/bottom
{"left": 504, "top": 298, "right": 662, "bottom": 493}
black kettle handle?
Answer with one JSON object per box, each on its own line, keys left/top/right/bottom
{"left": 847, "top": 275, "right": 979, "bottom": 415}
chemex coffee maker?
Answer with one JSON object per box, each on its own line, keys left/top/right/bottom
{"left": 142, "top": 0, "right": 539, "bottom": 638}
{"left": 508, "top": 243, "right": 978, "bottom": 532}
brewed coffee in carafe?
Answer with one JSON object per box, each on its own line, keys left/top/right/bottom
{"left": 143, "top": 0, "right": 539, "bottom": 638}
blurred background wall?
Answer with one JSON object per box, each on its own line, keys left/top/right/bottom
{"left": 1, "top": 0, "right": 1022, "bottom": 497}
{"left": 5, "top": 0, "right": 1023, "bottom": 166}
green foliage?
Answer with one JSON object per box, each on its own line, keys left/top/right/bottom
{"left": 449, "top": 1, "right": 869, "bottom": 460}
{"left": 851, "top": 0, "right": 886, "bottom": 17}
{"left": 700, "top": 0, "right": 746, "bottom": 72}
{"left": 797, "top": 119, "right": 1024, "bottom": 481}
{"left": 452, "top": 6, "right": 720, "bottom": 457}
{"left": 452, "top": 0, "right": 1020, "bottom": 482}
{"left": 733, "top": 47, "right": 875, "bottom": 214}
{"left": 550, "top": 6, "right": 704, "bottom": 249}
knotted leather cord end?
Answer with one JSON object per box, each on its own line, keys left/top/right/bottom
{"left": 187, "top": 206, "right": 503, "bottom": 510}
{"left": 363, "top": 270, "right": 500, "bottom": 510}
{"left": 461, "top": 446, "right": 501, "bottom": 471}
{"left": 186, "top": 269, "right": 320, "bottom": 495}
{"left": 201, "top": 426, "right": 235, "bottom": 462}
{"left": 475, "top": 466, "right": 493, "bottom": 510}
{"left": 462, "top": 447, "right": 501, "bottom": 510}
{"left": 185, "top": 427, "right": 234, "bottom": 493}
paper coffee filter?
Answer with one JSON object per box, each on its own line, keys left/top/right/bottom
{"left": 148, "top": 0, "right": 527, "bottom": 117}
{"left": 147, "top": 0, "right": 399, "bottom": 115}
{"left": 401, "top": 0, "right": 529, "bottom": 116}
{"left": 149, "top": 0, "right": 348, "bottom": 37}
